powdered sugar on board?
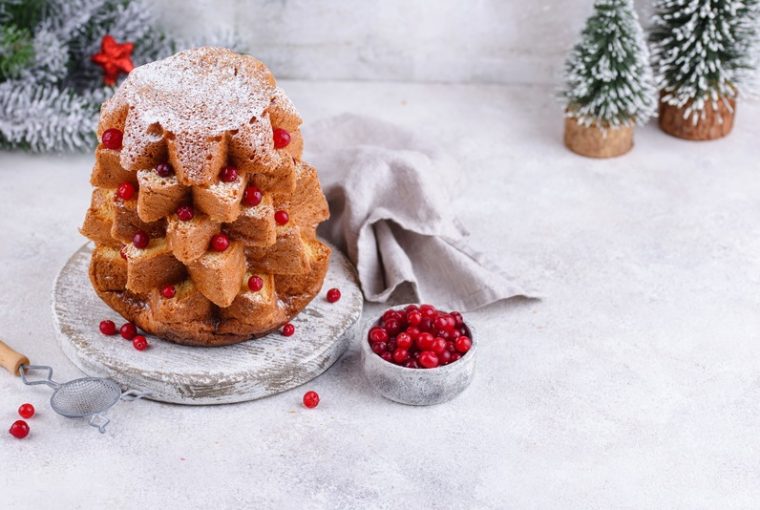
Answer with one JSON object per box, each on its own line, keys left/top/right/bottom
{"left": 52, "top": 242, "right": 362, "bottom": 405}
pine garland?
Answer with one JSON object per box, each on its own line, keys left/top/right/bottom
{"left": 650, "top": 0, "right": 760, "bottom": 121}
{"left": 562, "top": 0, "right": 656, "bottom": 128}
{"left": 0, "top": 0, "right": 243, "bottom": 152}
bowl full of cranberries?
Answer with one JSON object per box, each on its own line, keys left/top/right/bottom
{"left": 361, "top": 304, "right": 476, "bottom": 406}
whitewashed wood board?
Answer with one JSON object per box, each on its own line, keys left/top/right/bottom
{"left": 52, "top": 242, "right": 362, "bottom": 405}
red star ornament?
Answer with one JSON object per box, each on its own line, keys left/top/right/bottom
{"left": 91, "top": 35, "right": 134, "bottom": 86}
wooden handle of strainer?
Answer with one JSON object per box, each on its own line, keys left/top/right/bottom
{"left": 0, "top": 340, "right": 29, "bottom": 376}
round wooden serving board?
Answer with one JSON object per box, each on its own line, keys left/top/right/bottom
{"left": 53, "top": 243, "right": 362, "bottom": 405}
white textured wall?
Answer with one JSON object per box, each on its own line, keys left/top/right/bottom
{"left": 153, "top": 0, "right": 655, "bottom": 84}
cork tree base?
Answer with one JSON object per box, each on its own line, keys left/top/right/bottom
{"left": 659, "top": 96, "right": 736, "bottom": 141}
{"left": 563, "top": 117, "right": 633, "bottom": 158}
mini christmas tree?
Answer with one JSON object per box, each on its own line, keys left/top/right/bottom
{"left": 650, "top": 0, "right": 759, "bottom": 140}
{"left": 562, "top": 0, "right": 656, "bottom": 158}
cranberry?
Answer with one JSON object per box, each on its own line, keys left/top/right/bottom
{"left": 132, "top": 230, "right": 149, "bottom": 249}
{"left": 396, "top": 332, "right": 412, "bottom": 350}
{"left": 119, "top": 246, "right": 128, "bottom": 260}
{"left": 386, "top": 340, "right": 397, "bottom": 353}
{"left": 155, "top": 163, "right": 173, "bottom": 177}
{"left": 404, "top": 360, "right": 419, "bottom": 369}
{"left": 161, "top": 284, "right": 176, "bottom": 299}
{"left": 451, "top": 311, "right": 464, "bottom": 326}
{"left": 450, "top": 352, "right": 462, "bottom": 363}
{"left": 132, "top": 335, "right": 148, "bottom": 351}
{"left": 419, "top": 318, "right": 433, "bottom": 332}
{"left": 210, "top": 233, "right": 230, "bottom": 252}
{"left": 303, "top": 390, "right": 319, "bottom": 408}
{"left": 420, "top": 304, "right": 437, "bottom": 318}
{"left": 418, "top": 351, "right": 440, "bottom": 369}
{"left": 446, "top": 341, "right": 456, "bottom": 352}
{"left": 416, "top": 332, "right": 435, "bottom": 351}
{"left": 368, "top": 327, "right": 389, "bottom": 343}
{"left": 281, "top": 323, "right": 295, "bottom": 337}
{"left": 176, "top": 205, "right": 194, "bottom": 221}
{"left": 18, "top": 403, "right": 35, "bottom": 419}
{"left": 381, "top": 352, "right": 393, "bottom": 363}
{"left": 431, "top": 337, "right": 447, "bottom": 355}
{"left": 439, "top": 349, "right": 452, "bottom": 365}
{"left": 9, "top": 420, "right": 29, "bottom": 439}
{"left": 117, "top": 182, "right": 135, "bottom": 200}
{"left": 433, "top": 316, "right": 451, "bottom": 333}
{"left": 248, "top": 275, "right": 264, "bottom": 292}
{"left": 274, "top": 210, "right": 289, "bottom": 225}
{"left": 99, "top": 320, "right": 116, "bottom": 335}
{"left": 382, "top": 310, "right": 401, "bottom": 323}
{"left": 102, "top": 128, "right": 123, "bottom": 150}
{"left": 120, "top": 322, "right": 137, "bottom": 340}
{"left": 326, "top": 288, "right": 341, "bottom": 303}
{"left": 392, "top": 348, "right": 409, "bottom": 364}
{"left": 383, "top": 318, "right": 401, "bottom": 336}
{"left": 455, "top": 336, "right": 472, "bottom": 354}
{"left": 406, "top": 311, "right": 422, "bottom": 326}
{"left": 243, "top": 185, "right": 263, "bottom": 206}
{"left": 405, "top": 326, "right": 421, "bottom": 341}
{"left": 273, "top": 128, "right": 291, "bottom": 149}
{"left": 219, "top": 166, "right": 238, "bottom": 182}
{"left": 404, "top": 304, "right": 420, "bottom": 313}
{"left": 371, "top": 341, "right": 387, "bottom": 355}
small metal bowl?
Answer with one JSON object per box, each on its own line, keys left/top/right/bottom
{"left": 360, "top": 306, "right": 477, "bottom": 406}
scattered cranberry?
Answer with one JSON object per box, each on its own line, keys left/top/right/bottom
{"left": 273, "top": 128, "right": 291, "bottom": 149}
{"left": 210, "top": 233, "right": 230, "bottom": 252}
{"left": 302, "top": 390, "right": 319, "bottom": 408}
{"left": 9, "top": 420, "right": 29, "bottom": 439}
{"left": 176, "top": 205, "right": 194, "bottom": 221}
{"left": 161, "top": 284, "right": 176, "bottom": 299}
{"left": 326, "top": 288, "right": 341, "bottom": 303}
{"left": 274, "top": 210, "right": 289, "bottom": 226}
{"left": 454, "top": 336, "right": 472, "bottom": 354}
{"left": 219, "top": 166, "right": 238, "bottom": 182}
{"left": 132, "top": 335, "right": 148, "bottom": 351}
{"left": 155, "top": 163, "right": 173, "bottom": 177}
{"left": 282, "top": 323, "right": 295, "bottom": 337}
{"left": 117, "top": 182, "right": 135, "bottom": 200}
{"left": 132, "top": 230, "right": 149, "bottom": 249}
{"left": 418, "top": 351, "right": 440, "bottom": 369}
{"left": 247, "top": 275, "right": 264, "bottom": 292}
{"left": 99, "top": 320, "right": 116, "bottom": 335}
{"left": 102, "top": 128, "right": 123, "bottom": 150}
{"left": 18, "top": 403, "right": 35, "bottom": 419}
{"left": 369, "top": 327, "right": 389, "bottom": 343}
{"left": 120, "top": 322, "right": 137, "bottom": 340}
{"left": 243, "top": 186, "right": 263, "bottom": 206}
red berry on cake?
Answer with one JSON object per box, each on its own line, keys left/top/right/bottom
{"left": 243, "top": 185, "right": 263, "bottom": 206}
{"left": 248, "top": 275, "right": 264, "bottom": 292}
{"left": 282, "top": 323, "right": 295, "bottom": 337}
{"left": 326, "top": 288, "right": 341, "bottom": 303}
{"left": 302, "top": 390, "right": 319, "bottom": 408}
{"left": 155, "top": 163, "right": 173, "bottom": 177}
{"left": 132, "top": 335, "right": 149, "bottom": 351}
{"left": 8, "top": 420, "right": 29, "bottom": 439}
{"left": 176, "top": 205, "right": 194, "bottom": 221}
{"left": 120, "top": 322, "right": 137, "bottom": 340}
{"left": 273, "top": 128, "right": 291, "bottom": 149}
{"left": 132, "top": 230, "right": 149, "bottom": 249}
{"left": 117, "top": 182, "right": 135, "bottom": 200}
{"left": 119, "top": 246, "right": 128, "bottom": 260}
{"left": 99, "top": 320, "right": 117, "bottom": 335}
{"left": 102, "top": 128, "right": 123, "bottom": 150}
{"left": 219, "top": 165, "right": 238, "bottom": 182}
{"left": 210, "top": 233, "right": 229, "bottom": 252}
{"left": 18, "top": 403, "right": 35, "bottom": 419}
{"left": 161, "top": 284, "right": 176, "bottom": 299}
{"left": 274, "top": 210, "right": 289, "bottom": 225}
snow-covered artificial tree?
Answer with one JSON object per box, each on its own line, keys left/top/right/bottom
{"left": 650, "top": 0, "right": 759, "bottom": 140}
{"left": 0, "top": 0, "right": 242, "bottom": 152}
{"left": 562, "top": 0, "right": 656, "bottom": 158}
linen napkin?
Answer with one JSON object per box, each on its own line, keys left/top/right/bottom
{"left": 303, "top": 114, "right": 534, "bottom": 311}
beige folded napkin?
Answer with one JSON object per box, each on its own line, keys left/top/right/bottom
{"left": 303, "top": 114, "right": 534, "bottom": 311}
